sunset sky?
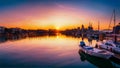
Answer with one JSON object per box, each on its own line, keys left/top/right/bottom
{"left": 0, "top": 0, "right": 120, "bottom": 30}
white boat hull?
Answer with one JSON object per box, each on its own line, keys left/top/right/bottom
{"left": 97, "top": 41, "right": 120, "bottom": 54}
{"left": 79, "top": 46, "right": 113, "bottom": 59}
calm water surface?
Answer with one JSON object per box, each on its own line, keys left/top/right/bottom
{"left": 0, "top": 35, "right": 120, "bottom": 68}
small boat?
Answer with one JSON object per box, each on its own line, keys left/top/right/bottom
{"left": 79, "top": 41, "right": 114, "bottom": 59}
{"left": 78, "top": 49, "right": 114, "bottom": 68}
{"left": 96, "top": 40, "right": 120, "bottom": 54}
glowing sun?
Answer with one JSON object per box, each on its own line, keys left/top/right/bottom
{"left": 56, "top": 26, "right": 60, "bottom": 30}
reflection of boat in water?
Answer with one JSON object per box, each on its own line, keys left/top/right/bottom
{"left": 79, "top": 41, "right": 114, "bottom": 59}
{"left": 78, "top": 49, "right": 114, "bottom": 68}
{"left": 110, "top": 55, "right": 120, "bottom": 67}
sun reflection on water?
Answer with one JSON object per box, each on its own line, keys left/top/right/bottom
{"left": 0, "top": 35, "right": 97, "bottom": 67}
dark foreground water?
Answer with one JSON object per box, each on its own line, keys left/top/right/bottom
{"left": 0, "top": 35, "right": 120, "bottom": 68}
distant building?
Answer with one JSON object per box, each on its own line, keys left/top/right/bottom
{"left": 88, "top": 22, "right": 93, "bottom": 31}
{"left": 81, "top": 24, "right": 85, "bottom": 32}
{"left": 77, "top": 27, "right": 80, "bottom": 30}
{"left": 76, "top": 27, "right": 81, "bottom": 36}
{"left": 86, "top": 22, "right": 93, "bottom": 34}
{"left": 10, "top": 28, "right": 22, "bottom": 34}
{"left": 113, "top": 23, "right": 120, "bottom": 34}
{"left": 77, "top": 27, "right": 80, "bottom": 32}
{"left": 0, "top": 26, "right": 5, "bottom": 34}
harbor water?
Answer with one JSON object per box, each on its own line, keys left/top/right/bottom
{"left": 0, "top": 35, "right": 120, "bottom": 68}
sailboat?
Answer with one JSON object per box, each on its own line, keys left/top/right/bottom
{"left": 96, "top": 10, "right": 120, "bottom": 54}
{"left": 79, "top": 40, "right": 114, "bottom": 59}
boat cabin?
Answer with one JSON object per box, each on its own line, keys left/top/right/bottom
{"left": 80, "top": 41, "right": 86, "bottom": 47}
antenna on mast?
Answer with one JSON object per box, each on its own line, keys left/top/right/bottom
{"left": 108, "top": 9, "right": 115, "bottom": 30}
{"left": 113, "top": 9, "right": 116, "bottom": 35}
{"left": 114, "top": 9, "right": 116, "bottom": 28}
{"left": 108, "top": 9, "right": 117, "bottom": 42}
{"left": 114, "top": 9, "right": 117, "bottom": 43}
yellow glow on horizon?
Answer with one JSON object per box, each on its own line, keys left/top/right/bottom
{"left": 3, "top": 22, "right": 108, "bottom": 30}
{"left": 1, "top": 12, "right": 110, "bottom": 30}
{"left": 56, "top": 26, "right": 60, "bottom": 30}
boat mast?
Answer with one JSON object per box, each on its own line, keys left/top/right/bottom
{"left": 113, "top": 9, "right": 116, "bottom": 34}
{"left": 98, "top": 21, "right": 100, "bottom": 32}
{"left": 113, "top": 9, "right": 117, "bottom": 43}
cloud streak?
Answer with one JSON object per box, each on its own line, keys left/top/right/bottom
{"left": 55, "top": 3, "right": 76, "bottom": 10}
